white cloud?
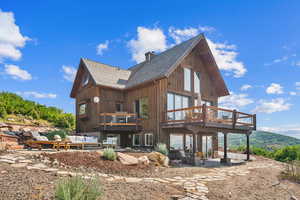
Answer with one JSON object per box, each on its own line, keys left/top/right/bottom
{"left": 0, "top": 9, "right": 30, "bottom": 61}
{"left": 96, "top": 40, "right": 109, "bottom": 55}
{"left": 62, "top": 65, "right": 76, "bottom": 82}
{"left": 168, "top": 26, "right": 215, "bottom": 44}
{"left": 207, "top": 39, "right": 246, "bottom": 78}
{"left": 295, "top": 82, "right": 300, "bottom": 90}
{"left": 128, "top": 26, "right": 167, "bottom": 63}
{"left": 168, "top": 26, "right": 246, "bottom": 77}
{"left": 219, "top": 92, "right": 254, "bottom": 110}
{"left": 266, "top": 83, "right": 283, "bottom": 94}
{"left": 253, "top": 98, "right": 291, "bottom": 114}
{"left": 289, "top": 91, "right": 297, "bottom": 96}
{"left": 169, "top": 27, "right": 199, "bottom": 44}
{"left": 294, "top": 61, "right": 300, "bottom": 67}
{"left": 128, "top": 25, "right": 246, "bottom": 77}
{"left": 264, "top": 54, "right": 296, "bottom": 66}
{"left": 240, "top": 84, "right": 252, "bottom": 91}
{"left": 4, "top": 64, "right": 32, "bottom": 80}
{"left": 17, "top": 91, "right": 57, "bottom": 99}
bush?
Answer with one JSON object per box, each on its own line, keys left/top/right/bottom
{"left": 55, "top": 176, "right": 102, "bottom": 200}
{"left": 155, "top": 143, "right": 168, "bottom": 156}
{"left": 102, "top": 148, "right": 117, "bottom": 161}
{"left": 45, "top": 130, "right": 68, "bottom": 141}
{"left": 274, "top": 145, "right": 300, "bottom": 162}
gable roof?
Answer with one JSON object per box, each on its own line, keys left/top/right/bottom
{"left": 82, "top": 59, "right": 131, "bottom": 89}
{"left": 71, "top": 34, "right": 229, "bottom": 97}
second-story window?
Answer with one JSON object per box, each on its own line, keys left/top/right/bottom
{"left": 184, "top": 68, "right": 191, "bottom": 91}
{"left": 134, "top": 97, "right": 149, "bottom": 119}
{"left": 167, "top": 93, "right": 189, "bottom": 120}
{"left": 82, "top": 74, "right": 89, "bottom": 86}
{"left": 79, "top": 103, "right": 87, "bottom": 115}
{"left": 194, "top": 71, "right": 201, "bottom": 94}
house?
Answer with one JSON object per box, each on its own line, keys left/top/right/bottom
{"left": 70, "top": 34, "right": 256, "bottom": 162}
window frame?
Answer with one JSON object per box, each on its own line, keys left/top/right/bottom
{"left": 144, "top": 133, "right": 153, "bottom": 146}
{"left": 167, "top": 92, "right": 190, "bottom": 120}
{"left": 132, "top": 134, "right": 142, "bottom": 146}
{"left": 194, "top": 71, "right": 201, "bottom": 94}
{"left": 184, "top": 68, "right": 191, "bottom": 91}
{"left": 78, "top": 103, "right": 87, "bottom": 116}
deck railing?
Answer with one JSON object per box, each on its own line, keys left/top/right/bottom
{"left": 99, "top": 113, "right": 139, "bottom": 128}
{"left": 165, "top": 104, "right": 256, "bottom": 129}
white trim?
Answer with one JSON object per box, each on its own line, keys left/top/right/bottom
{"left": 144, "top": 133, "right": 153, "bottom": 146}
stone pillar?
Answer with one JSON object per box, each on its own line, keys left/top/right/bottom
{"left": 212, "top": 133, "right": 219, "bottom": 158}
{"left": 197, "top": 133, "right": 202, "bottom": 153}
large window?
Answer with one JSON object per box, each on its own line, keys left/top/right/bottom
{"left": 167, "top": 93, "right": 189, "bottom": 120}
{"left": 184, "top": 68, "right": 191, "bottom": 91}
{"left": 79, "top": 103, "right": 87, "bottom": 115}
{"left": 194, "top": 71, "right": 201, "bottom": 94}
{"left": 145, "top": 133, "right": 153, "bottom": 146}
{"left": 134, "top": 97, "right": 149, "bottom": 119}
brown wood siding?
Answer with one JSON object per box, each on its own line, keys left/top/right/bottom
{"left": 75, "top": 85, "right": 100, "bottom": 132}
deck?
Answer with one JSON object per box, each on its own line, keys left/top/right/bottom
{"left": 98, "top": 113, "right": 142, "bottom": 132}
{"left": 161, "top": 104, "right": 256, "bottom": 134}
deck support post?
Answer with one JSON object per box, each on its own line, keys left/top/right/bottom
{"left": 183, "top": 133, "right": 186, "bottom": 150}
{"left": 192, "top": 132, "right": 196, "bottom": 165}
{"left": 246, "top": 133, "right": 250, "bottom": 161}
{"left": 223, "top": 133, "right": 227, "bottom": 160}
{"left": 221, "top": 132, "right": 230, "bottom": 164}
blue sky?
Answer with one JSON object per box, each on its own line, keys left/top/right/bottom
{"left": 1, "top": 1, "right": 300, "bottom": 138}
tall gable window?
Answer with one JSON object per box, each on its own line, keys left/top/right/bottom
{"left": 184, "top": 68, "right": 191, "bottom": 91}
{"left": 194, "top": 71, "right": 201, "bottom": 94}
{"left": 82, "top": 74, "right": 89, "bottom": 86}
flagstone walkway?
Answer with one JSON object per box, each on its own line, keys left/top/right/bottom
{"left": 0, "top": 152, "right": 284, "bottom": 200}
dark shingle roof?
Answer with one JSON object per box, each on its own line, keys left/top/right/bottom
{"left": 82, "top": 59, "right": 131, "bottom": 89}
{"left": 82, "top": 34, "right": 203, "bottom": 89}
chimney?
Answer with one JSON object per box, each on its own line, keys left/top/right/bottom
{"left": 145, "top": 51, "right": 155, "bottom": 62}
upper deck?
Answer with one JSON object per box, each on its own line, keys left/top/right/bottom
{"left": 161, "top": 104, "right": 256, "bottom": 134}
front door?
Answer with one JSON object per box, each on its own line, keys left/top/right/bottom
{"left": 202, "top": 136, "right": 213, "bottom": 158}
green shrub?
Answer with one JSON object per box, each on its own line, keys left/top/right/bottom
{"left": 155, "top": 143, "right": 168, "bottom": 156}
{"left": 274, "top": 145, "right": 300, "bottom": 162}
{"left": 55, "top": 176, "right": 103, "bottom": 200}
{"left": 102, "top": 148, "right": 117, "bottom": 161}
{"left": 45, "top": 130, "right": 68, "bottom": 141}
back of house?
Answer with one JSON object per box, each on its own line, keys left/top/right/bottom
{"left": 70, "top": 34, "right": 256, "bottom": 159}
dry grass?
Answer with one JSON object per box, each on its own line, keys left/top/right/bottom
{"left": 280, "top": 161, "right": 300, "bottom": 183}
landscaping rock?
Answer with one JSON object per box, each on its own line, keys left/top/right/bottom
{"left": 138, "top": 156, "right": 150, "bottom": 165}
{"left": 11, "top": 163, "right": 28, "bottom": 168}
{"left": 147, "top": 152, "right": 168, "bottom": 167}
{"left": 117, "top": 152, "right": 138, "bottom": 165}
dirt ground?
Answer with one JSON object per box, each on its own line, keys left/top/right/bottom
{"left": 207, "top": 166, "right": 300, "bottom": 200}
{"left": 43, "top": 151, "right": 211, "bottom": 178}
{"left": 0, "top": 162, "right": 184, "bottom": 200}
{"left": 101, "top": 181, "right": 183, "bottom": 200}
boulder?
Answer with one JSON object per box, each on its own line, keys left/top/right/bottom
{"left": 147, "top": 152, "right": 169, "bottom": 167}
{"left": 138, "top": 156, "right": 150, "bottom": 165}
{"left": 54, "top": 135, "right": 62, "bottom": 141}
{"left": 117, "top": 152, "right": 138, "bottom": 165}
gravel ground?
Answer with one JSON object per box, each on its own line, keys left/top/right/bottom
{"left": 206, "top": 166, "right": 300, "bottom": 200}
